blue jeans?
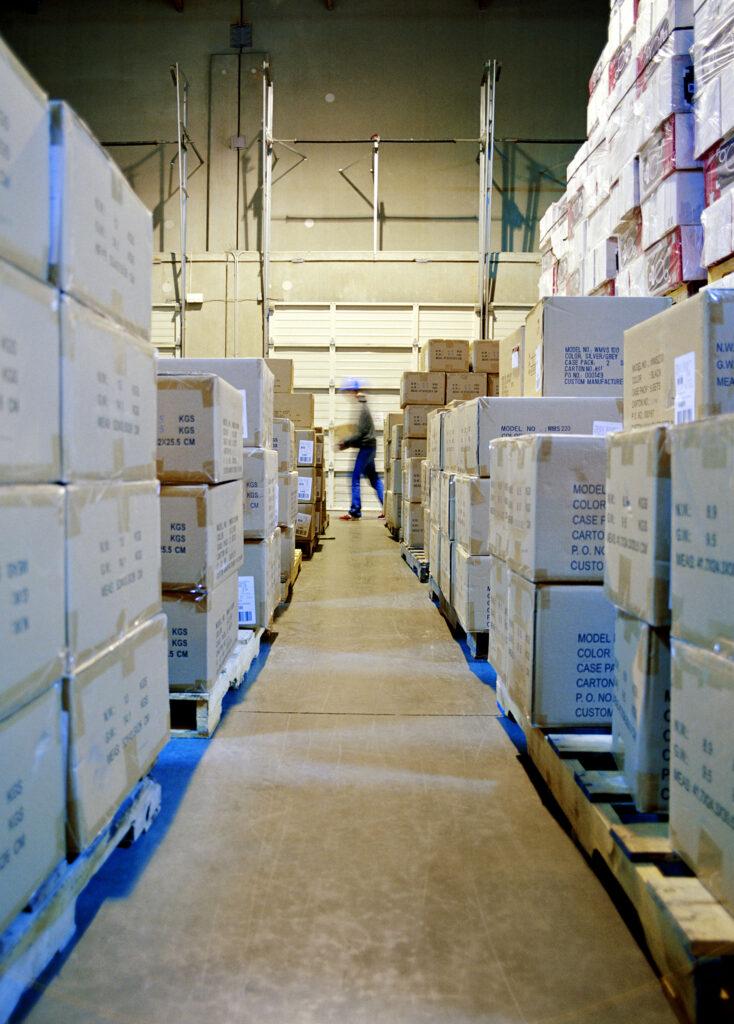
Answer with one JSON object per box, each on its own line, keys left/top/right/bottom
{"left": 351, "top": 445, "right": 384, "bottom": 516}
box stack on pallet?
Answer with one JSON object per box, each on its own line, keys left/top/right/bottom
{"left": 272, "top": 380, "right": 326, "bottom": 554}
{"left": 383, "top": 412, "right": 404, "bottom": 536}
{"left": 1, "top": 39, "right": 168, "bottom": 1016}
{"left": 273, "top": 414, "right": 299, "bottom": 600}
{"left": 539, "top": 0, "right": 708, "bottom": 299}
{"left": 607, "top": 292, "right": 734, "bottom": 913}
{"left": 156, "top": 373, "right": 245, "bottom": 731}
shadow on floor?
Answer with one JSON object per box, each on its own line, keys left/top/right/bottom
{"left": 10, "top": 640, "right": 273, "bottom": 1023}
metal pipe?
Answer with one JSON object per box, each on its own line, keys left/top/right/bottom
{"left": 261, "top": 60, "right": 274, "bottom": 357}
{"left": 272, "top": 137, "right": 479, "bottom": 145}
{"left": 372, "top": 136, "right": 379, "bottom": 257}
{"left": 171, "top": 63, "right": 188, "bottom": 357}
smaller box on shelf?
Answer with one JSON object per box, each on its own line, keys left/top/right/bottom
{"left": 164, "top": 575, "right": 239, "bottom": 691}
{"left": 160, "top": 480, "right": 243, "bottom": 592}
{"left": 156, "top": 374, "right": 243, "bottom": 484}
{"left": 419, "top": 339, "right": 470, "bottom": 372}
{"left": 400, "top": 372, "right": 446, "bottom": 408}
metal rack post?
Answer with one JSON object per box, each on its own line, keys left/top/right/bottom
{"left": 262, "top": 60, "right": 274, "bottom": 357}
{"left": 478, "top": 60, "right": 499, "bottom": 339}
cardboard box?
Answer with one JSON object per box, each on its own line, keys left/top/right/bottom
{"left": 508, "top": 572, "right": 616, "bottom": 728}
{"left": 429, "top": 522, "right": 441, "bottom": 585}
{"left": 315, "top": 431, "right": 324, "bottom": 467}
{"left": 295, "top": 506, "right": 315, "bottom": 541}
{"left": 605, "top": 426, "right": 671, "bottom": 625}
{"left": 439, "top": 471, "right": 456, "bottom": 539}
{"left": 391, "top": 424, "right": 404, "bottom": 452}
{"left": 160, "top": 480, "right": 243, "bottom": 592}
{"left": 403, "top": 404, "right": 442, "bottom": 439}
{"left": 670, "top": 414, "right": 734, "bottom": 648}
{"left": 0, "top": 684, "right": 65, "bottom": 935}
{"left": 0, "top": 258, "right": 60, "bottom": 483}
{"left": 165, "top": 574, "right": 238, "bottom": 691}
{"left": 624, "top": 289, "right": 734, "bottom": 428}
{"left": 264, "top": 358, "right": 294, "bottom": 394}
{"left": 459, "top": 396, "right": 624, "bottom": 478}
{"left": 643, "top": 224, "right": 705, "bottom": 294}
{"left": 488, "top": 373, "right": 500, "bottom": 397}
{"left": 524, "top": 297, "right": 670, "bottom": 398}
{"left": 61, "top": 294, "right": 156, "bottom": 482}
{"left": 499, "top": 327, "right": 524, "bottom": 397}
{"left": 402, "top": 502, "right": 424, "bottom": 548}
{"left": 0, "top": 485, "right": 65, "bottom": 719}
{"left": 400, "top": 371, "right": 446, "bottom": 408}
{"left": 0, "top": 38, "right": 50, "bottom": 281}
{"left": 426, "top": 409, "right": 446, "bottom": 469}
{"left": 445, "top": 372, "right": 488, "bottom": 403}
{"left": 401, "top": 437, "right": 427, "bottom": 461}
{"left": 470, "top": 339, "right": 500, "bottom": 374}
{"left": 613, "top": 611, "right": 671, "bottom": 813}
{"left": 402, "top": 458, "right": 422, "bottom": 503}
{"left": 419, "top": 339, "right": 470, "bottom": 372}
{"left": 439, "top": 531, "right": 453, "bottom": 601}
{"left": 392, "top": 458, "right": 403, "bottom": 495}
{"left": 490, "top": 434, "right": 607, "bottom": 583}
{"left": 429, "top": 468, "right": 441, "bottom": 521}
{"left": 239, "top": 531, "right": 279, "bottom": 627}
{"left": 172, "top": 358, "right": 274, "bottom": 449}
{"left": 273, "top": 391, "right": 314, "bottom": 428}
{"left": 156, "top": 374, "right": 243, "bottom": 485}
{"left": 488, "top": 556, "right": 509, "bottom": 683}
{"left": 421, "top": 460, "right": 430, "bottom": 507}
{"left": 66, "top": 480, "right": 162, "bottom": 670}
{"left": 453, "top": 546, "right": 491, "bottom": 633}
{"left": 49, "top": 102, "right": 152, "bottom": 340}
{"left": 280, "top": 524, "right": 296, "bottom": 581}
{"left": 442, "top": 406, "right": 462, "bottom": 473}
{"left": 640, "top": 170, "right": 704, "bottom": 250}
{"left": 297, "top": 465, "right": 318, "bottom": 505}
{"left": 454, "top": 475, "right": 491, "bottom": 556}
{"left": 242, "top": 447, "right": 278, "bottom": 540}
{"left": 295, "top": 429, "right": 316, "bottom": 466}
{"left": 278, "top": 470, "right": 298, "bottom": 527}
{"left": 65, "top": 614, "right": 169, "bottom": 853}
{"left": 272, "top": 417, "right": 295, "bottom": 473}
{"left": 670, "top": 639, "right": 734, "bottom": 916}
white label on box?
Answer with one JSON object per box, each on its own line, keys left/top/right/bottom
{"left": 298, "top": 475, "right": 312, "bottom": 501}
{"left": 535, "top": 344, "right": 542, "bottom": 392}
{"left": 593, "top": 420, "right": 623, "bottom": 437}
{"left": 298, "top": 440, "right": 314, "bottom": 465}
{"left": 238, "top": 390, "right": 249, "bottom": 440}
{"left": 511, "top": 347, "right": 520, "bottom": 370}
{"left": 674, "top": 351, "right": 696, "bottom": 424}
{"left": 238, "top": 576, "right": 256, "bottom": 626}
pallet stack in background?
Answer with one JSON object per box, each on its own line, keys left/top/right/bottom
{"left": 539, "top": 0, "right": 710, "bottom": 298}
{"left": 273, "top": 414, "right": 298, "bottom": 597}
{"left": 383, "top": 412, "right": 404, "bottom": 535}
{"left": 1, "top": 35, "right": 169, "bottom": 950}
{"left": 156, "top": 373, "right": 244, "bottom": 696}
{"left": 603, "top": 291, "right": 734, "bottom": 916}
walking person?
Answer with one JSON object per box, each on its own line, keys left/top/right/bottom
{"left": 337, "top": 379, "right": 385, "bottom": 520}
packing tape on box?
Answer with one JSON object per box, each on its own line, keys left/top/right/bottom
{"left": 158, "top": 373, "right": 215, "bottom": 408}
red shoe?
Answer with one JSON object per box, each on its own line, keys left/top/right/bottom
{"left": 339, "top": 513, "right": 358, "bottom": 521}
{"left": 377, "top": 513, "right": 386, "bottom": 519}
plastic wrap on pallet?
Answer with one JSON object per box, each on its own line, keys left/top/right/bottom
{"left": 587, "top": 44, "right": 612, "bottom": 136}
{"left": 590, "top": 238, "right": 619, "bottom": 292}
{"left": 635, "top": 38, "right": 694, "bottom": 138}
{"left": 616, "top": 253, "right": 648, "bottom": 294}
{"left": 607, "top": 91, "right": 646, "bottom": 181}
{"left": 609, "top": 158, "right": 641, "bottom": 230}
{"left": 643, "top": 223, "right": 705, "bottom": 292}
{"left": 701, "top": 187, "right": 734, "bottom": 264}
{"left": 703, "top": 131, "right": 734, "bottom": 202}
{"left": 618, "top": 208, "right": 644, "bottom": 267}
{"left": 636, "top": 2, "right": 693, "bottom": 79}
{"left": 640, "top": 169, "right": 705, "bottom": 248}
{"left": 565, "top": 261, "right": 586, "bottom": 297}
{"left": 639, "top": 112, "right": 700, "bottom": 201}
{"left": 609, "top": 32, "right": 637, "bottom": 112}
{"left": 692, "top": 8, "right": 734, "bottom": 155}
{"left": 566, "top": 185, "right": 586, "bottom": 240}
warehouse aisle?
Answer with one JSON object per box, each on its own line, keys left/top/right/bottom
{"left": 22, "top": 520, "right": 676, "bottom": 1024}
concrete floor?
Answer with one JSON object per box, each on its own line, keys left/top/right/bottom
{"left": 20, "top": 519, "right": 677, "bottom": 1024}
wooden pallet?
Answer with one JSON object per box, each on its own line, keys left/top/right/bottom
{"left": 0, "top": 776, "right": 161, "bottom": 1024}
{"left": 296, "top": 534, "right": 317, "bottom": 559}
{"left": 496, "top": 690, "right": 734, "bottom": 1024}
{"left": 278, "top": 548, "right": 303, "bottom": 606}
{"left": 400, "top": 543, "right": 429, "bottom": 582}
{"left": 428, "top": 577, "right": 488, "bottom": 659}
{"left": 666, "top": 280, "right": 703, "bottom": 303}
{"left": 385, "top": 522, "right": 400, "bottom": 542}
{"left": 707, "top": 253, "right": 734, "bottom": 283}
{"left": 169, "top": 627, "right": 263, "bottom": 738}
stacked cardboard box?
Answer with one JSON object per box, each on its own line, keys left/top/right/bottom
{"left": 383, "top": 413, "right": 404, "bottom": 534}
{"left": 274, "top": 416, "right": 297, "bottom": 587}
{"left": 166, "top": 357, "right": 281, "bottom": 626}
{"left": 613, "top": 293, "right": 734, "bottom": 915}
{"left": 539, "top": 1, "right": 709, "bottom": 298}
{"left": 157, "top": 373, "right": 245, "bottom": 690}
{"left": 296, "top": 426, "right": 327, "bottom": 545}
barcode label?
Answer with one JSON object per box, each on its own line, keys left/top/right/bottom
{"left": 238, "top": 576, "right": 256, "bottom": 626}
{"left": 674, "top": 351, "right": 696, "bottom": 425}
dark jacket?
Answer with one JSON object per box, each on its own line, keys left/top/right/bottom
{"left": 342, "top": 396, "right": 377, "bottom": 449}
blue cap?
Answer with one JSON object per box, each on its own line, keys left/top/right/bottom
{"left": 339, "top": 377, "right": 362, "bottom": 392}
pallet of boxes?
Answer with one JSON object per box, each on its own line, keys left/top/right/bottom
{"left": 271, "top": 374, "right": 323, "bottom": 556}
{"left": 0, "top": 40, "right": 168, "bottom": 1019}
{"left": 409, "top": 338, "right": 497, "bottom": 652}
{"left": 602, "top": 292, "right": 734, "bottom": 1018}
{"left": 156, "top": 357, "right": 278, "bottom": 734}
{"left": 383, "top": 412, "right": 403, "bottom": 538}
